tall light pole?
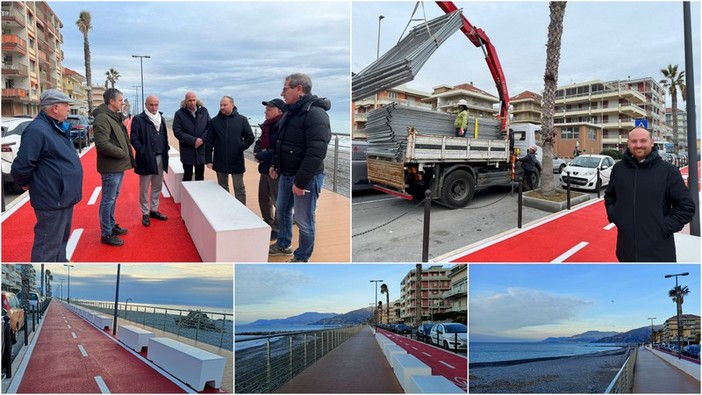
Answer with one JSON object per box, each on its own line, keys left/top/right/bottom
{"left": 131, "top": 54, "right": 150, "bottom": 113}
{"left": 59, "top": 278, "right": 64, "bottom": 300}
{"left": 113, "top": 264, "right": 121, "bottom": 335}
{"left": 664, "top": 272, "right": 689, "bottom": 359}
{"left": 132, "top": 85, "right": 141, "bottom": 115}
{"left": 648, "top": 317, "right": 656, "bottom": 346}
{"left": 64, "top": 264, "right": 74, "bottom": 304}
{"left": 370, "top": 279, "right": 383, "bottom": 324}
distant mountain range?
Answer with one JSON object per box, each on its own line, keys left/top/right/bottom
{"left": 540, "top": 326, "right": 661, "bottom": 344}
{"left": 312, "top": 307, "right": 373, "bottom": 325}
{"left": 542, "top": 330, "right": 621, "bottom": 343}
{"left": 249, "top": 312, "right": 338, "bottom": 326}
{"left": 249, "top": 307, "right": 373, "bottom": 326}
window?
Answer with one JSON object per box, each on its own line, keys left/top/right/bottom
{"left": 561, "top": 127, "right": 579, "bottom": 139}
{"left": 588, "top": 128, "right": 596, "bottom": 140}
{"left": 388, "top": 91, "right": 397, "bottom": 99}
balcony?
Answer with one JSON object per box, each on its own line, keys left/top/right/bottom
{"left": 1, "top": 6, "right": 27, "bottom": 28}
{"left": 2, "top": 88, "right": 29, "bottom": 100}
{"left": 2, "top": 34, "right": 28, "bottom": 56}
{"left": 443, "top": 284, "right": 467, "bottom": 299}
{"left": 2, "top": 62, "right": 29, "bottom": 77}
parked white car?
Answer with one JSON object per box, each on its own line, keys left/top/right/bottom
{"left": 559, "top": 154, "right": 614, "bottom": 190}
{"left": 429, "top": 323, "right": 467, "bottom": 351}
{"left": 2, "top": 117, "right": 33, "bottom": 193}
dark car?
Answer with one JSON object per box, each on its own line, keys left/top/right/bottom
{"left": 416, "top": 323, "right": 434, "bottom": 343}
{"left": 394, "top": 324, "right": 412, "bottom": 335}
{"left": 352, "top": 139, "right": 373, "bottom": 192}
{"left": 67, "top": 115, "right": 93, "bottom": 147}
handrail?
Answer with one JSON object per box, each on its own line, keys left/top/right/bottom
{"left": 605, "top": 345, "right": 638, "bottom": 393}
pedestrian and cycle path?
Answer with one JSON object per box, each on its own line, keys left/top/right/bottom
{"left": 375, "top": 327, "right": 467, "bottom": 392}
{"left": 632, "top": 347, "right": 700, "bottom": 393}
{"left": 275, "top": 326, "right": 403, "bottom": 393}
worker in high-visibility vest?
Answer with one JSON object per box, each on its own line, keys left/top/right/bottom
{"left": 454, "top": 99, "right": 469, "bottom": 137}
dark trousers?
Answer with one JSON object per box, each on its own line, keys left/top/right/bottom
{"left": 183, "top": 164, "right": 205, "bottom": 181}
{"left": 524, "top": 169, "right": 535, "bottom": 189}
{"left": 32, "top": 206, "right": 73, "bottom": 262}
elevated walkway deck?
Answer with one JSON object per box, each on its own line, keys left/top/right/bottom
{"left": 275, "top": 326, "right": 402, "bottom": 393}
{"left": 632, "top": 347, "right": 700, "bottom": 393}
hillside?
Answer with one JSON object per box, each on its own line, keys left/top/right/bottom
{"left": 250, "top": 312, "right": 338, "bottom": 326}
{"left": 312, "top": 307, "right": 373, "bottom": 325}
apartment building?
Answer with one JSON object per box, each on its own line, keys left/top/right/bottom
{"left": 665, "top": 107, "right": 688, "bottom": 152}
{"left": 426, "top": 82, "right": 499, "bottom": 119}
{"left": 2, "top": 2, "right": 64, "bottom": 117}
{"left": 443, "top": 264, "right": 467, "bottom": 313}
{"left": 399, "top": 265, "right": 452, "bottom": 324}
{"left": 1, "top": 264, "right": 37, "bottom": 294}
{"left": 510, "top": 90, "right": 542, "bottom": 125}
{"left": 663, "top": 314, "right": 701, "bottom": 345}
{"left": 62, "top": 67, "right": 88, "bottom": 115}
{"left": 352, "top": 85, "right": 431, "bottom": 137}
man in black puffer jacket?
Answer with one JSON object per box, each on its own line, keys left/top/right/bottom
{"left": 268, "top": 73, "right": 331, "bottom": 262}
{"left": 173, "top": 91, "right": 210, "bottom": 181}
{"left": 604, "top": 127, "right": 695, "bottom": 262}
{"left": 205, "top": 96, "right": 255, "bottom": 204}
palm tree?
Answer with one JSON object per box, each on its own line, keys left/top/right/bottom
{"left": 660, "top": 64, "right": 686, "bottom": 153}
{"left": 377, "top": 301, "right": 383, "bottom": 324}
{"left": 415, "top": 264, "right": 422, "bottom": 325}
{"left": 669, "top": 285, "right": 690, "bottom": 354}
{"left": 45, "top": 269, "right": 52, "bottom": 298}
{"left": 20, "top": 265, "right": 31, "bottom": 309}
{"left": 105, "top": 68, "right": 120, "bottom": 89}
{"left": 76, "top": 11, "right": 93, "bottom": 114}
{"left": 380, "top": 284, "right": 390, "bottom": 325}
{"left": 539, "top": 1, "right": 567, "bottom": 196}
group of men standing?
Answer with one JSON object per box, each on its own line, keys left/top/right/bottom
{"left": 11, "top": 72, "right": 330, "bottom": 263}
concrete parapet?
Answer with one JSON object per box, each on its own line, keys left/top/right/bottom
{"left": 392, "top": 353, "right": 431, "bottom": 392}
{"left": 407, "top": 375, "right": 465, "bottom": 393}
{"left": 650, "top": 348, "right": 701, "bottom": 381}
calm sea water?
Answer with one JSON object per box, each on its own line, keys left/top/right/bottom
{"left": 470, "top": 342, "right": 624, "bottom": 363}
{"left": 235, "top": 323, "right": 344, "bottom": 351}
{"left": 79, "top": 299, "right": 233, "bottom": 316}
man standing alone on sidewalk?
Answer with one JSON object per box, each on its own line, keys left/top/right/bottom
{"left": 94, "top": 88, "right": 135, "bottom": 247}
{"left": 173, "top": 91, "right": 210, "bottom": 181}
{"left": 269, "top": 73, "right": 331, "bottom": 262}
{"left": 11, "top": 89, "right": 83, "bottom": 261}
{"left": 254, "top": 98, "right": 285, "bottom": 240}
{"left": 205, "top": 96, "right": 255, "bottom": 204}
{"left": 604, "top": 127, "right": 695, "bottom": 261}
{"left": 130, "top": 95, "right": 169, "bottom": 227}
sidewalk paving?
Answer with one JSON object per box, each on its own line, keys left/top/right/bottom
{"left": 632, "top": 347, "right": 700, "bottom": 393}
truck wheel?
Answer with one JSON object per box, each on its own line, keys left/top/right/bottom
{"left": 523, "top": 169, "right": 540, "bottom": 191}
{"left": 440, "top": 170, "right": 475, "bottom": 208}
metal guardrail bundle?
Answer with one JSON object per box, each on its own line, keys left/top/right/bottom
{"left": 351, "top": 10, "right": 463, "bottom": 101}
{"left": 365, "top": 103, "right": 501, "bottom": 159}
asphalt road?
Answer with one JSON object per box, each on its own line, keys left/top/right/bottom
{"left": 352, "top": 184, "right": 603, "bottom": 262}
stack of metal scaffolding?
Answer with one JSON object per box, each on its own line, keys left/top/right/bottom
{"left": 352, "top": 10, "right": 463, "bottom": 101}
{"left": 365, "top": 103, "right": 501, "bottom": 159}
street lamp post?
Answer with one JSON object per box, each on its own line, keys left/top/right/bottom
{"left": 131, "top": 55, "right": 150, "bottom": 113}
{"left": 648, "top": 317, "right": 656, "bottom": 347}
{"left": 63, "top": 264, "right": 74, "bottom": 304}
{"left": 370, "top": 280, "right": 383, "bottom": 324}
{"left": 59, "top": 278, "right": 64, "bottom": 300}
{"left": 664, "top": 272, "right": 689, "bottom": 359}
{"left": 132, "top": 85, "right": 141, "bottom": 115}
{"left": 113, "top": 264, "right": 121, "bottom": 335}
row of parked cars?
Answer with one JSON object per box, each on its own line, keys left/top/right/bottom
{"left": 1, "top": 115, "right": 93, "bottom": 193}
{"left": 377, "top": 322, "right": 467, "bottom": 351}
{"left": 1, "top": 290, "right": 44, "bottom": 344}
{"left": 661, "top": 152, "right": 689, "bottom": 168}
{"left": 657, "top": 343, "right": 700, "bottom": 359}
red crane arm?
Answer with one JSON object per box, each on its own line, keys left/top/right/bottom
{"left": 435, "top": 1, "right": 510, "bottom": 132}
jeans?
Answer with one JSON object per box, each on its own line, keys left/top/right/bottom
{"left": 275, "top": 173, "right": 324, "bottom": 261}
{"left": 139, "top": 155, "right": 164, "bottom": 215}
{"left": 31, "top": 206, "right": 73, "bottom": 262}
{"left": 100, "top": 171, "right": 124, "bottom": 236}
{"left": 216, "top": 172, "right": 246, "bottom": 205}
{"left": 183, "top": 163, "right": 204, "bottom": 181}
{"left": 258, "top": 173, "right": 279, "bottom": 232}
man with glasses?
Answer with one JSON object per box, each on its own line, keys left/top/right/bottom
{"left": 11, "top": 89, "right": 83, "bottom": 261}
{"left": 268, "top": 73, "right": 331, "bottom": 262}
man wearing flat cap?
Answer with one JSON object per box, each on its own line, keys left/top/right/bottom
{"left": 254, "top": 98, "right": 285, "bottom": 239}
{"left": 11, "top": 88, "right": 83, "bottom": 262}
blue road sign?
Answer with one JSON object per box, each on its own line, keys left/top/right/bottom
{"left": 635, "top": 119, "right": 649, "bottom": 129}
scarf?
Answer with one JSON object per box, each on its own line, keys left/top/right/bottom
{"left": 145, "top": 109, "right": 162, "bottom": 132}
{"left": 260, "top": 113, "right": 283, "bottom": 149}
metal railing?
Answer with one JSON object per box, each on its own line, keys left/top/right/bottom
{"left": 235, "top": 325, "right": 363, "bottom": 393}
{"left": 70, "top": 299, "right": 232, "bottom": 350}
{"left": 605, "top": 345, "right": 637, "bottom": 393}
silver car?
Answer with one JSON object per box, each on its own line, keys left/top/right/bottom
{"left": 2, "top": 117, "right": 33, "bottom": 193}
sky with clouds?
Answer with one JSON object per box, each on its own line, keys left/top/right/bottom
{"left": 234, "top": 263, "right": 456, "bottom": 324}
{"left": 37, "top": 264, "right": 233, "bottom": 310}
{"left": 470, "top": 264, "right": 701, "bottom": 341}
{"left": 353, "top": 1, "right": 701, "bottom": 129}
{"left": 49, "top": 1, "right": 351, "bottom": 133}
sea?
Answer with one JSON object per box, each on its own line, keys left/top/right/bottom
{"left": 79, "top": 299, "right": 233, "bottom": 316}
{"left": 470, "top": 342, "right": 624, "bottom": 363}
{"left": 235, "top": 323, "right": 345, "bottom": 351}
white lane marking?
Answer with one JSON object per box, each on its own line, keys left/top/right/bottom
{"left": 422, "top": 352, "right": 432, "bottom": 357}
{"left": 78, "top": 344, "right": 88, "bottom": 357}
{"left": 551, "top": 241, "right": 589, "bottom": 263}
{"left": 88, "top": 187, "right": 102, "bottom": 205}
{"left": 440, "top": 360, "right": 455, "bottom": 369}
{"left": 71, "top": 332, "right": 77, "bottom": 339}
{"left": 352, "top": 196, "right": 400, "bottom": 206}
{"left": 66, "top": 228, "right": 83, "bottom": 260}
{"left": 95, "top": 376, "right": 111, "bottom": 393}
{"left": 411, "top": 346, "right": 418, "bottom": 350}
{"left": 67, "top": 325, "right": 71, "bottom": 329}
{"left": 161, "top": 187, "right": 171, "bottom": 198}
{"left": 604, "top": 223, "right": 616, "bottom": 230}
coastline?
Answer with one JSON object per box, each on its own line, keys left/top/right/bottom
{"left": 469, "top": 347, "right": 629, "bottom": 393}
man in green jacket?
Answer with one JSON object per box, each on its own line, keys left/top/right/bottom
{"left": 94, "top": 88, "right": 135, "bottom": 246}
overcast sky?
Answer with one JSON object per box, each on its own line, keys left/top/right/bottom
{"left": 470, "top": 264, "right": 701, "bottom": 341}
{"left": 234, "top": 263, "right": 454, "bottom": 324}
{"left": 41, "top": 264, "right": 233, "bottom": 310}
{"left": 353, "top": 1, "right": 701, "bottom": 122}
{"left": 50, "top": 1, "right": 351, "bottom": 133}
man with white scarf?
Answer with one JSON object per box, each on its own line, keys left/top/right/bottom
{"left": 130, "top": 95, "right": 170, "bottom": 226}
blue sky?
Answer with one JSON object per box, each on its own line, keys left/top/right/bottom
{"left": 49, "top": 1, "right": 351, "bottom": 133}
{"left": 36, "top": 264, "right": 233, "bottom": 309}
{"left": 234, "top": 263, "right": 455, "bottom": 324}
{"left": 470, "top": 264, "right": 701, "bottom": 341}
{"left": 353, "top": 2, "right": 701, "bottom": 135}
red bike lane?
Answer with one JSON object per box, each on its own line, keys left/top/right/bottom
{"left": 376, "top": 328, "right": 467, "bottom": 392}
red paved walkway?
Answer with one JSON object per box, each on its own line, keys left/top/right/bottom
{"left": 376, "top": 328, "right": 467, "bottom": 392}
{"left": 632, "top": 347, "right": 700, "bottom": 393}
{"left": 12, "top": 301, "right": 189, "bottom": 393}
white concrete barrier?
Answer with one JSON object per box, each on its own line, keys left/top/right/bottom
{"left": 392, "top": 353, "right": 431, "bottom": 392}
{"left": 163, "top": 159, "right": 184, "bottom": 203}
{"left": 147, "top": 337, "right": 226, "bottom": 391}
{"left": 407, "top": 375, "right": 465, "bottom": 393}
{"left": 118, "top": 325, "right": 155, "bottom": 352}
{"left": 382, "top": 344, "right": 407, "bottom": 368}
{"left": 93, "top": 314, "right": 112, "bottom": 330}
{"left": 180, "top": 181, "right": 270, "bottom": 262}
{"left": 168, "top": 146, "right": 180, "bottom": 157}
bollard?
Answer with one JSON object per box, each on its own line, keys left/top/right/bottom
{"left": 32, "top": 309, "right": 36, "bottom": 330}
{"left": 517, "top": 179, "right": 523, "bottom": 229}
{"left": 3, "top": 315, "right": 11, "bottom": 378}
{"left": 566, "top": 171, "right": 571, "bottom": 210}
{"left": 596, "top": 168, "right": 601, "bottom": 198}
{"left": 23, "top": 309, "right": 28, "bottom": 345}
{"left": 422, "top": 189, "right": 431, "bottom": 262}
